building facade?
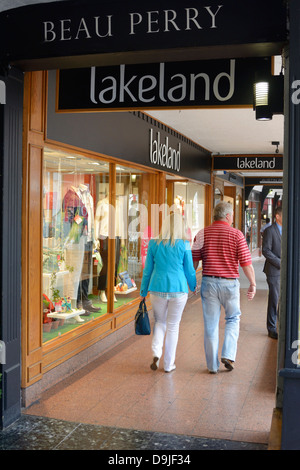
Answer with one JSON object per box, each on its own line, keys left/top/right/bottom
{"left": 1, "top": 0, "right": 300, "bottom": 450}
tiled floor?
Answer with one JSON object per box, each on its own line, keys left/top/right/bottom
{"left": 0, "top": 415, "right": 267, "bottom": 450}
{"left": 16, "top": 257, "right": 277, "bottom": 450}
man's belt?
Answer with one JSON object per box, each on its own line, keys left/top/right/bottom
{"left": 203, "top": 275, "right": 236, "bottom": 281}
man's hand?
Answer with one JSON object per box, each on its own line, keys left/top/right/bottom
{"left": 247, "top": 284, "right": 256, "bottom": 300}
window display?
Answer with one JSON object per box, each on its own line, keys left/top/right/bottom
{"left": 114, "top": 165, "right": 151, "bottom": 302}
{"left": 42, "top": 149, "right": 154, "bottom": 343}
{"left": 245, "top": 202, "right": 258, "bottom": 252}
{"left": 42, "top": 148, "right": 110, "bottom": 341}
{"left": 173, "top": 181, "right": 205, "bottom": 241}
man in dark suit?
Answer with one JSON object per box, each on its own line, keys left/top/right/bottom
{"left": 262, "top": 207, "right": 282, "bottom": 339}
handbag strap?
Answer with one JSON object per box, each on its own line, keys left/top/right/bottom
{"left": 139, "top": 298, "right": 147, "bottom": 312}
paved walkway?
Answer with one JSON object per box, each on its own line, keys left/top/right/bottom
{"left": 18, "top": 256, "right": 277, "bottom": 449}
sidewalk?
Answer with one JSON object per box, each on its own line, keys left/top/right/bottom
{"left": 2, "top": 257, "right": 277, "bottom": 450}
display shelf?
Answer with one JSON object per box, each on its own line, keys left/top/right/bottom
{"left": 47, "top": 309, "right": 86, "bottom": 319}
{"left": 114, "top": 287, "right": 137, "bottom": 295}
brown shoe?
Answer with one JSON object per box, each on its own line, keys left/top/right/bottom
{"left": 221, "top": 358, "right": 234, "bottom": 371}
{"left": 150, "top": 357, "right": 159, "bottom": 371}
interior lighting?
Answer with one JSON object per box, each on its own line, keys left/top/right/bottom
{"left": 253, "top": 73, "right": 284, "bottom": 121}
{"left": 254, "top": 81, "right": 272, "bottom": 120}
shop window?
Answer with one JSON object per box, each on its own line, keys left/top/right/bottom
{"left": 235, "top": 193, "right": 243, "bottom": 231}
{"left": 42, "top": 150, "right": 157, "bottom": 342}
{"left": 114, "top": 165, "right": 151, "bottom": 306}
{"left": 170, "top": 180, "right": 205, "bottom": 272}
{"left": 42, "top": 148, "right": 110, "bottom": 342}
{"left": 245, "top": 202, "right": 258, "bottom": 251}
{"left": 173, "top": 181, "right": 205, "bottom": 242}
{"left": 214, "top": 187, "right": 223, "bottom": 206}
{"left": 186, "top": 182, "right": 205, "bottom": 240}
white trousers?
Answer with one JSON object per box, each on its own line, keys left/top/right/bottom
{"left": 150, "top": 293, "right": 188, "bottom": 371}
{"left": 64, "top": 238, "right": 84, "bottom": 300}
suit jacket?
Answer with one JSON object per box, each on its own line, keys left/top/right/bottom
{"left": 140, "top": 239, "right": 197, "bottom": 297}
{"left": 262, "top": 223, "right": 281, "bottom": 277}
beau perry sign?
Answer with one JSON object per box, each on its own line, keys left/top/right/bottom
{"left": 0, "top": 0, "right": 287, "bottom": 67}
{"left": 44, "top": 6, "right": 223, "bottom": 41}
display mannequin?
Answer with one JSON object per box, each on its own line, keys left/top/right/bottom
{"left": 62, "top": 186, "right": 86, "bottom": 321}
{"left": 95, "top": 194, "right": 109, "bottom": 301}
{"left": 95, "top": 194, "right": 120, "bottom": 302}
{"left": 62, "top": 184, "right": 100, "bottom": 315}
{"left": 76, "top": 183, "right": 100, "bottom": 313}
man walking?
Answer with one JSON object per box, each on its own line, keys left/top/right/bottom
{"left": 262, "top": 206, "right": 282, "bottom": 339}
{"left": 192, "top": 201, "right": 256, "bottom": 374}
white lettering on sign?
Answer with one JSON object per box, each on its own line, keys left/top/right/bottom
{"left": 43, "top": 16, "right": 113, "bottom": 42}
{"left": 43, "top": 6, "right": 224, "bottom": 42}
{"left": 89, "top": 60, "right": 235, "bottom": 105}
{"left": 149, "top": 129, "right": 181, "bottom": 172}
{"left": 129, "top": 6, "right": 223, "bottom": 34}
{"left": 237, "top": 157, "right": 276, "bottom": 169}
{"left": 291, "top": 80, "right": 300, "bottom": 105}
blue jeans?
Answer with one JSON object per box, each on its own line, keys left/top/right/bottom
{"left": 200, "top": 277, "right": 241, "bottom": 372}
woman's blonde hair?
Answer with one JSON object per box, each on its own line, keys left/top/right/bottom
{"left": 157, "top": 212, "right": 188, "bottom": 245}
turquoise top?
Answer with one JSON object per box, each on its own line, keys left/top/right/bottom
{"left": 140, "top": 239, "right": 197, "bottom": 298}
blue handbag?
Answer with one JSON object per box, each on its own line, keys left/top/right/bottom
{"left": 135, "top": 298, "right": 151, "bottom": 335}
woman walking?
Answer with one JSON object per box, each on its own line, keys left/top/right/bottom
{"left": 140, "top": 213, "right": 197, "bottom": 373}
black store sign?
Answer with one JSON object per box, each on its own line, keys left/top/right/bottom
{"left": 0, "top": 0, "right": 287, "bottom": 66}
{"left": 213, "top": 155, "right": 283, "bottom": 171}
{"left": 245, "top": 177, "right": 283, "bottom": 186}
{"left": 57, "top": 57, "right": 271, "bottom": 111}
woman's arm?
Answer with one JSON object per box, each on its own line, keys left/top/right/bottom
{"left": 140, "top": 241, "right": 155, "bottom": 297}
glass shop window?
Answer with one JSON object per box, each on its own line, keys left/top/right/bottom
{"left": 42, "top": 148, "right": 110, "bottom": 342}
{"left": 114, "top": 165, "right": 151, "bottom": 307}
{"left": 173, "top": 181, "right": 205, "bottom": 242}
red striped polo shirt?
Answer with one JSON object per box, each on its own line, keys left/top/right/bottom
{"left": 192, "top": 221, "right": 252, "bottom": 278}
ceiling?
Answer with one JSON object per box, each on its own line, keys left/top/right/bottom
{"left": 0, "top": 0, "right": 65, "bottom": 11}
{"left": 147, "top": 108, "right": 284, "bottom": 156}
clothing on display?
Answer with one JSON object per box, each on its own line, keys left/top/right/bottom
{"left": 95, "top": 196, "right": 124, "bottom": 301}
{"left": 46, "top": 184, "right": 101, "bottom": 318}
{"left": 42, "top": 165, "right": 140, "bottom": 339}
{"left": 62, "top": 186, "right": 88, "bottom": 241}
{"left": 95, "top": 196, "right": 109, "bottom": 300}
{"left": 75, "top": 184, "right": 100, "bottom": 313}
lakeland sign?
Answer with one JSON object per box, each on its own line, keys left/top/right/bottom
{"left": 213, "top": 155, "right": 283, "bottom": 171}
{"left": 150, "top": 129, "right": 181, "bottom": 172}
{"left": 57, "top": 57, "right": 271, "bottom": 111}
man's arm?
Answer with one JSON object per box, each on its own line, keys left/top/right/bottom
{"left": 242, "top": 264, "right": 256, "bottom": 300}
{"left": 191, "top": 230, "right": 203, "bottom": 271}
